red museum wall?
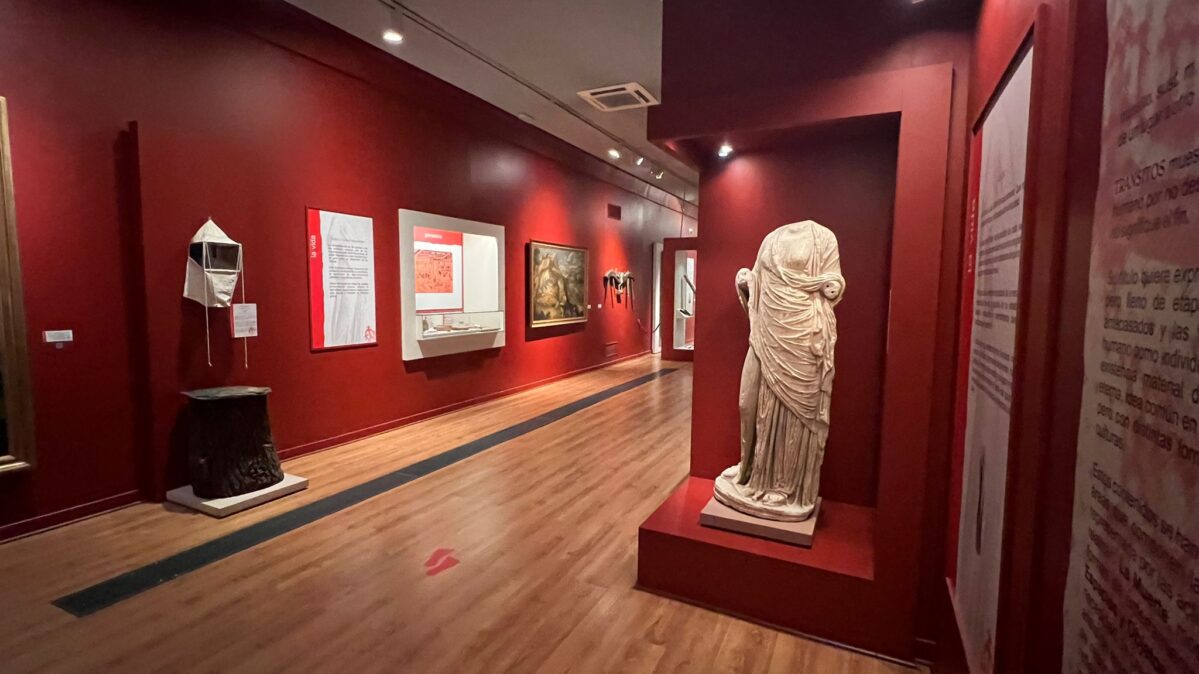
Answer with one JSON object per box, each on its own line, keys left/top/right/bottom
{"left": 0, "top": 0, "right": 695, "bottom": 537}
{"left": 651, "top": 0, "right": 976, "bottom": 660}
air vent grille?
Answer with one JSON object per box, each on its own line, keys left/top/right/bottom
{"left": 577, "top": 82, "right": 660, "bottom": 112}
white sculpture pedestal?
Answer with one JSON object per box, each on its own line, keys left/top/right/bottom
{"left": 166, "top": 473, "right": 308, "bottom": 518}
{"left": 699, "top": 496, "right": 821, "bottom": 547}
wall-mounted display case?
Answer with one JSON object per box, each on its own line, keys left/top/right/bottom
{"left": 399, "top": 210, "right": 505, "bottom": 360}
{"left": 660, "top": 238, "right": 696, "bottom": 362}
{"left": 674, "top": 249, "right": 696, "bottom": 351}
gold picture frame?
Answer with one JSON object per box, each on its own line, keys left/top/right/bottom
{"left": 0, "top": 97, "right": 35, "bottom": 474}
{"left": 528, "top": 241, "right": 588, "bottom": 327}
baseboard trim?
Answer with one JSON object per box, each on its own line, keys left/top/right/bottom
{"left": 915, "top": 636, "right": 937, "bottom": 665}
{"left": 276, "top": 350, "right": 652, "bottom": 462}
{"left": 0, "top": 490, "right": 141, "bottom": 544}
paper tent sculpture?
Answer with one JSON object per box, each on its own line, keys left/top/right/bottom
{"left": 183, "top": 219, "right": 242, "bottom": 308}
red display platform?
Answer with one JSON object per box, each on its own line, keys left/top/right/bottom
{"left": 645, "top": 477, "right": 874, "bottom": 578}
{"left": 639, "top": 478, "right": 899, "bottom": 654}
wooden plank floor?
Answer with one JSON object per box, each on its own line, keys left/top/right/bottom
{"left": 0, "top": 356, "right": 920, "bottom": 673}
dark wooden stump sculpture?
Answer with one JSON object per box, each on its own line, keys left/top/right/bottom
{"left": 183, "top": 386, "right": 284, "bottom": 499}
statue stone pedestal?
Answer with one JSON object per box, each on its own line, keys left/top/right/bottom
{"left": 700, "top": 496, "right": 821, "bottom": 547}
{"left": 167, "top": 386, "right": 306, "bottom": 518}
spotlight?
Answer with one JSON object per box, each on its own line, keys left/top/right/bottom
{"left": 654, "top": 170, "right": 664, "bottom": 180}
{"left": 607, "top": 148, "right": 622, "bottom": 160}
{"left": 383, "top": 29, "right": 404, "bottom": 44}
{"left": 635, "top": 157, "right": 645, "bottom": 166}
{"left": 717, "top": 143, "right": 733, "bottom": 158}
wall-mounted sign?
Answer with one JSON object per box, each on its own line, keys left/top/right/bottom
{"left": 231, "top": 303, "right": 258, "bottom": 338}
{"left": 43, "top": 330, "right": 73, "bottom": 343}
{"left": 952, "top": 44, "right": 1035, "bottom": 674}
{"left": 307, "top": 208, "right": 377, "bottom": 350}
{"left": 1061, "top": 1, "right": 1199, "bottom": 671}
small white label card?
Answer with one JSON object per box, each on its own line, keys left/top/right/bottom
{"left": 43, "top": 329, "right": 74, "bottom": 343}
{"left": 231, "top": 303, "right": 258, "bottom": 338}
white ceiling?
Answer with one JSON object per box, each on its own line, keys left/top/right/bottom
{"left": 282, "top": 0, "right": 699, "bottom": 204}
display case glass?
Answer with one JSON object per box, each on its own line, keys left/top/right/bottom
{"left": 399, "top": 210, "right": 505, "bottom": 360}
{"left": 417, "top": 310, "right": 504, "bottom": 340}
{"left": 674, "top": 250, "right": 696, "bottom": 351}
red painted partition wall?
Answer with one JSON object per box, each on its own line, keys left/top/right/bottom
{"left": 640, "top": 63, "right": 959, "bottom": 660}
{"left": 0, "top": 0, "right": 694, "bottom": 537}
{"left": 641, "top": 0, "right": 976, "bottom": 662}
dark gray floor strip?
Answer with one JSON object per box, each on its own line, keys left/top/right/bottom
{"left": 52, "top": 367, "right": 676, "bottom": 617}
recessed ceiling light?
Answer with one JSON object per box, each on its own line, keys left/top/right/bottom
{"left": 635, "top": 157, "right": 645, "bottom": 166}
{"left": 383, "top": 29, "right": 404, "bottom": 44}
{"left": 517, "top": 112, "right": 534, "bottom": 122}
{"left": 607, "top": 148, "right": 622, "bottom": 160}
{"left": 654, "top": 170, "right": 664, "bottom": 180}
{"left": 717, "top": 143, "right": 733, "bottom": 158}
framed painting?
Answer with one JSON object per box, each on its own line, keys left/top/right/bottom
{"left": 528, "top": 241, "right": 588, "bottom": 327}
{"left": 0, "top": 97, "right": 35, "bottom": 474}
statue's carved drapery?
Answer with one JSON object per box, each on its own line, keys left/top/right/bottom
{"left": 714, "top": 221, "right": 845, "bottom": 522}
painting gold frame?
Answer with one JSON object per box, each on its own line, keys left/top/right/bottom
{"left": 528, "top": 240, "right": 589, "bottom": 327}
{"left": 0, "top": 97, "right": 35, "bottom": 474}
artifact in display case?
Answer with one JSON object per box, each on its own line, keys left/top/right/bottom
{"left": 399, "top": 210, "right": 505, "bottom": 360}
{"left": 529, "top": 241, "right": 588, "bottom": 327}
{"left": 709, "top": 220, "right": 845, "bottom": 531}
{"left": 674, "top": 251, "right": 696, "bottom": 350}
{"left": 418, "top": 310, "right": 504, "bottom": 339}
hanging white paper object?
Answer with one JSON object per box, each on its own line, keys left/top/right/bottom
{"left": 183, "top": 218, "right": 242, "bottom": 308}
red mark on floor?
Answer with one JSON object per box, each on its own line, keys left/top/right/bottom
{"left": 425, "top": 548, "right": 459, "bottom": 576}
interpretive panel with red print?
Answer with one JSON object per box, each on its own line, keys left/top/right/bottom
{"left": 952, "top": 44, "right": 1034, "bottom": 674}
{"left": 1061, "top": 1, "right": 1199, "bottom": 671}
{"left": 307, "top": 208, "right": 377, "bottom": 350}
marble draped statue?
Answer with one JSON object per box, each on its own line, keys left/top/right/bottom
{"left": 714, "top": 220, "right": 845, "bottom": 522}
